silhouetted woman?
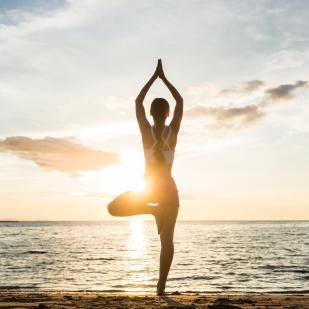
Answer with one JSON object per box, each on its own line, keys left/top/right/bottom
{"left": 107, "top": 59, "right": 183, "bottom": 295}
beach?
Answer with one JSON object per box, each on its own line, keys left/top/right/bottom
{"left": 0, "top": 291, "right": 308, "bottom": 308}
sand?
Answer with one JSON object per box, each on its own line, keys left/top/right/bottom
{"left": 0, "top": 291, "right": 308, "bottom": 308}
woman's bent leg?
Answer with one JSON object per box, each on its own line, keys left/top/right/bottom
{"left": 157, "top": 206, "right": 179, "bottom": 295}
{"left": 107, "top": 191, "right": 156, "bottom": 217}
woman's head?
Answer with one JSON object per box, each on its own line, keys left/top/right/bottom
{"left": 150, "top": 98, "right": 169, "bottom": 123}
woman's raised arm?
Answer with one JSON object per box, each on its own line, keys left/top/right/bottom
{"left": 157, "top": 59, "right": 183, "bottom": 133}
{"left": 135, "top": 62, "right": 159, "bottom": 132}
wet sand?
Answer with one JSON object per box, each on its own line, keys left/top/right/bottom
{"left": 0, "top": 291, "right": 308, "bottom": 308}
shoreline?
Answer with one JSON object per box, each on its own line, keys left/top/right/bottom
{"left": 0, "top": 291, "right": 308, "bottom": 308}
{"left": 1, "top": 288, "right": 309, "bottom": 294}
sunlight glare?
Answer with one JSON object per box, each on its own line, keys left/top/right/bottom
{"left": 98, "top": 151, "right": 145, "bottom": 195}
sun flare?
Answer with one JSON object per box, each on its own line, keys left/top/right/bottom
{"left": 98, "top": 151, "right": 145, "bottom": 195}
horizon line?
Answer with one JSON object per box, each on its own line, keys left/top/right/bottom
{"left": 1, "top": 219, "right": 308, "bottom": 222}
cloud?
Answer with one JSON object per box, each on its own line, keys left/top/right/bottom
{"left": 0, "top": 1, "right": 104, "bottom": 40}
{"left": 184, "top": 79, "right": 308, "bottom": 133}
{"left": 186, "top": 104, "right": 265, "bottom": 128}
{"left": 219, "top": 80, "right": 265, "bottom": 96}
{"left": 185, "top": 80, "right": 265, "bottom": 100}
{"left": 1, "top": 0, "right": 308, "bottom": 138}
{"left": 265, "top": 80, "right": 308, "bottom": 102}
{"left": 265, "top": 50, "right": 309, "bottom": 71}
{"left": 0, "top": 136, "right": 119, "bottom": 175}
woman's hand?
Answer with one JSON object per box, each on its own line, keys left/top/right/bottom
{"left": 152, "top": 59, "right": 165, "bottom": 80}
{"left": 157, "top": 59, "right": 166, "bottom": 80}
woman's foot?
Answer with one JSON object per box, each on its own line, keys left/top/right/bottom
{"left": 156, "top": 281, "right": 166, "bottom": 296}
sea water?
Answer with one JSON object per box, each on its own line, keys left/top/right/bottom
{"left": 0, "top": 220, "right": 308, "bottom": 293}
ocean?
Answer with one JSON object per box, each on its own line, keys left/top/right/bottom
{"left": 0, "top": 220, "right": 308, "bottom": 293}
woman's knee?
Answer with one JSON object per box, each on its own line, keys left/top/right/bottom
{"left": 160, "top": 235, "right": 174, "bottom": 249}
{"left": 107, "top": 201, "right": 116, "bottom": 216}
{"left": 107, "top": 197, "right": 120, "bottom": 216}
{"left": 161, "top": 241, "right": 174, "bottom": 253}
{"left": 107, "top": 192, "right": 128, "bottom": 216}
{"left": 107, "top": 191, "right": 140, "bottom": 216}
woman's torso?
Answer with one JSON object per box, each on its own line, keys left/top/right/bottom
{"left": 141, "top": 124, "right": 180, "bottom": 207}
{"left": 142, "top": 124, "right": 178, "bottom": 180}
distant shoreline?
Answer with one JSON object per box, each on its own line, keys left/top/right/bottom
{"left": 1, "top": 219, "right": 309, "bottom": 222}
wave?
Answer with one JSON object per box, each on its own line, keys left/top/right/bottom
{"left": 84, "top": 257, "right": 116, "bottom": 261}
{"left": 258, "top": 265, "right": 309, "bottom": 274}
{"left": 168, "top": 275, "right": 220, "bottom": 281}
{"left": 25, "top": 250, "right": 48, "bottom": 254}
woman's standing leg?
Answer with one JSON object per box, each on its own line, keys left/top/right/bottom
{"left": 157, "top": 206, "right": 179, "bottom": 295}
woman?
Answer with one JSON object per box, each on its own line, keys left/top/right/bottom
{"left": 107, "top": 59, "right": 183, "bottom": 295}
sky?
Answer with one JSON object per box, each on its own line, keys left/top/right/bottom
{"left": 0, "top": 0, "right": 308, "bottom": 220}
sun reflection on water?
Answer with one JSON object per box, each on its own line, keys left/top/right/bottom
{"left": 127, "top": 217, "right": 146, "bottom": 260}
{"left": 123, "top": 217, "right": 152, "bottom": 292}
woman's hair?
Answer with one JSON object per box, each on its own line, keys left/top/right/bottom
{"left": 150, "top": 98, "right": 170, "bottom": 163}
{"left": 150, "top": 98, "right": 169, "bottom": 122}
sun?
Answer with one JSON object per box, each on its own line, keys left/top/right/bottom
{"left": 98, "top": 151, "right": 145, "bottom": 195}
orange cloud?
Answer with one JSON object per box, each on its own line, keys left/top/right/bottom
{"left": 0, "top": 136, "right": 119, "bottom": 175}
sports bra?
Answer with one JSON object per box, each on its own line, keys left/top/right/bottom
{"left": 144, "top": 125, "right": 175, "bottom": 166}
